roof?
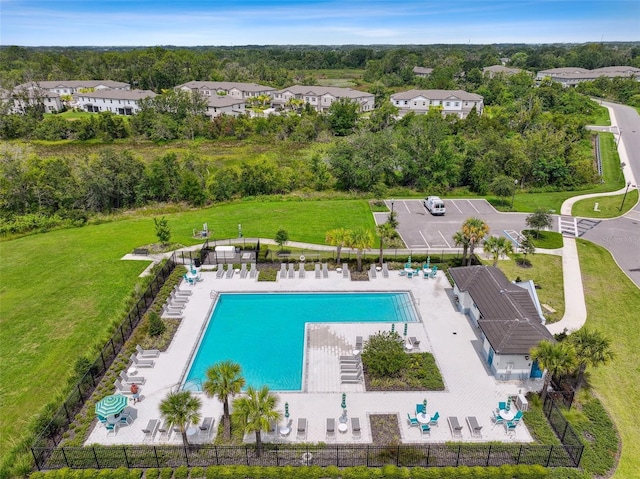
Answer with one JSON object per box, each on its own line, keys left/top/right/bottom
{"left": 74, "top": 89, "right": 156, "bottom": 100}
{"left": 482, "top": 65, "right": 524, "bottom": 75}
{"left": 413, "top": 66, "right": 434, "bottom": 75}
{"left": 206, "top": 96, "right": 245, "bottom": 108}
{"left": 390, "top": 89, "right": 483, "bottom": 102}
{"left": 273, "top": 85, "right": 373, "bottom": 100}
{"left": 176, "top": 81, "right": 275, "bottom": 93}
{"left": 537, "top": 66, "right": 640, "bottom": 80}
{"left": 449, "top": 265, "right": 554, "bottom": 354}
{"left": 15, "top": 80, "right": 129, "bottom": 90}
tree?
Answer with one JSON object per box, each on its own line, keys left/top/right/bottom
{"left": 376, "top": 222, "right": 395, "bottom": 267}
{"left": 568, "top": 328, "right": 614, "bottom": 391}
{"left": 529, "top": 340, "right": 576, "bottom": 403}
{"left": 462, "top": 218, "right": 490, "bottom": 266}
{"left": 490, "top": 175, "right": 517, "bottom": 207}
{"left": 526, "top": 208, "right": 553, "bottom": 238}
{"left": 325, "top": 228, "right": 349, "bottom": 264}
{"left": 327, "top": 98, "right": 359, "bottom": 136}
{"left": 154, "top": 216, "right": 171, "bottom": 245}
{"left": 452, "top": 230, "right": 470, "bottom": 265}
{"left": 203, "top": 361, "right": 246, "bottom": 439}
{"left": 346, "top": 227, "right": 374, "bottom": 272}
{"left": 274, "top": 229, "right": 289, "bottom": 250}
{"left": 361, "top": 331, "right": 408, "bottom": 378}
{"left": 159, "top": 391, "right": 202, "bottom": 447}
{"left": 483, "top": 236, "right": 514, "bottom": 267}
{"left": 232, "top": 386, "right": 281, "bottom": 457}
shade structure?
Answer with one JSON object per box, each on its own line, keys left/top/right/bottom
{"left": 95, "top": 394, "right": 128, "bottom": 418}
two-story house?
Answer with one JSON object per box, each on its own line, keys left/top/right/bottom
{"left": 390, "top": 89, "right": 483, "bottom": 118}
{"left": 205, "top": 95, "right": 246, "bottom": 118}
{"left": 175, "top": 81, "right": 275, "bottom": 100}
{"left": 482, "top": 65, "right": 528, "bottom": 78}
{"left": 535, "top": 66, "right": 640, "bottom": 87}
{"left": 271, "top": 85, "right": 375, "bottom": 112}
{"left": 14, "top": 80, "right": 130, "bottom": 96}
{"left": 75, "top": 89, "right": 156, "bottom": 115}
{"left": 413, "top": 66, "right": 434, "bottom": 78}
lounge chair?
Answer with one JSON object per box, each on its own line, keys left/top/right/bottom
{"left": 240, "top": 263, "right": 248, "bottom": 279}
{"left": 118, "top": 371, "right": 146, "bottom": 385}
{"left": 97, "top": 414, "right": 107, "bottom": 424}
{"left": 136, "top": 344, "right": 160, "bottom": 358}
{"left": 173, "top": 286, "right": 192, "bottom": 296}
{"left": 157, "top": 420, "right": 170, "bottom": 440}
{"left": 279, "top": 263, "right": 287, "bottom": 279}
{"left": 161, "top": 306, "right": 182, "bottom": 319}
{"left": 339, "top": 355, "right": 360, "bottom": 362}
{"left": 369, "top": 264, "right": 377, "bottom": 279}
{"left": 355, "top": 336, "right": 363, "bottom": 351}
{"left": 288, "top": 263, "right": 295, "bottom": 278}
{"left": 249, "top": 263, "right": 258, "bottom": 279}
{"left": 169, "top": 292, "right": 189, "bottom": 304}
{"left": 466, "top": 416, "right": 482, "bottom": 438}
{"left": 448, "top": 416, "right": 463, "bottom": 438}
{"left": 407, "top": 270, "right": 414, "bottom": 278}
{"left": 326, "top": 418, "right": 336, "bottom": 440}
{"left": 225, "top": 264, "right": 234, "bottom": 278}
{"left": 351, "top": 417, "right": 361, "bottom": 439}
{"left": 382, "top": 263, "right": 389, "bottom": 278}
{"left": 420, "top": 423, "right": 431, "bottom": 436}
{"left": 409, "top": 337, "right": 420, "bottom": 349}
{"left": 342, "top": 263, "right": 349, "bottom": 278}
{"left": 216, "top": 265, "right": 225, "bottom": 279}
{"left": 340, "top": 364, "right": 361, "bottom": 373}
{"left": 322, "top": 263, "right": 329, "bottom": 278}
{"left": 114, "top": 379, "right": 135, "bottom": 394}
{"left": 407, "top": 413, "right": 419, "bottom": 427}
{"left": 142, "top": 419, "right": 159, "bottom": 442}
{"left": 398, "top": 269, "right": 407, "bottom": 276}
{"left": 296, "top": 418, "right": 307, "bottom": 440}
{"left": 315, "top": 263, "right": 321, "bottom": 278}
{"left": 429, "top": 411, "right": 440, "bottom": 426}
{"left": 130, "top": 353, "right": 155, "bottom": 368}
{"left": 199, "top": 417, "right": 213, "bottom": 439}
{"left": 267, "top": 420, "right": 277, "bottom": 439}
{"left": 298, "top": 263, "right": 305, "bottom": 278}
{"left": 341, "top": 372, "right": 362, "bottom": 383}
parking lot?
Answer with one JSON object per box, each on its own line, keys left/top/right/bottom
{"left": 374, "top": 199, "right": 538, "bottom": 249}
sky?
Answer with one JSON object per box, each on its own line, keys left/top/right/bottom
{"left": 1, "top": 0, "right": 639, "bottom": 46}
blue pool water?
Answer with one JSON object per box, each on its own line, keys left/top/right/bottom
{"left": 184, "top": 292, "right": 418, "bottom": 391}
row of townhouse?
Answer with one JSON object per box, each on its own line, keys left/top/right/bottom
{"left": 535, "top": 66, "right": 640, "bottom": 87}
{"left": 390, "top": 89, "right": 484, "bottom": 118}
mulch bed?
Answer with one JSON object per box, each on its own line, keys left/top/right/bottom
{"left": 369, "top": 414, "right": 402, "bottom": 445}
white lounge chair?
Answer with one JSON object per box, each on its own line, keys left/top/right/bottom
{"left": 142, "top": 419, "right": 159, "bottom": 442}
{"left": 351, "top": 417, "right": 361, "bottom": 440}
{"left": 298, "top": 263, "right": 305, "bottom": 278}
{"left": 249, "top": 263, "right": 258, "bottom": 279}
{"left": 288, "top": 263, "right": 295, "bottom": 278}
{"left": 322, "top": 263, "right": 329, "bottom": 278}
{"left": 119, "top": 371, "right": 146, "bottom": 385}
{"left": 355, "top": 336, "right": 363, "bottom": 351}
{"left": 382, "top": 263, "right": 389, "bottom": 278}
{"left": 114, "top": 379, "right": 135, "bottom": 394}
{"left": 296, "top": 418, "right": 307, "bottom": 440}
{"left": 326, "top": 418, "right": 336, "bottom": 440}
{"left": 225, "top": 264, "right": 234, "bottom": 278}
{"left": 173, "top": 286, "right": 192, "bottom": 296}
{"left": 199, "top": 417, "right": 214, "bottom": 440}
{"left": 315, "top": 264, "right": 321, "bottom": 278}
{"left": 240, "top": 263, "right": 248, "bottom": 278}
{"left": 369, "top": 264, "right": 377, "bottom": 278}
{"left": 279, "top": 263, "right": 287, "bottom": 279}
{"left": 136, "top": 344, "right": 160, "bottom": 358}
{"left": 342, "top": 263, "right": 349, "bottom": 278}
{"left": 216, "top": 266, "right": 225, "bottom": 279}
{"left": 130, "top": 353, "right": 155, "bottom": 368}
{"left": 408, "top": 337, "right": 420, "bottom": 349}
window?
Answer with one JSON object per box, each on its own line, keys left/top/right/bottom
{"left": 445, "top": 102, "right": 450, "bottom": 107}
{"left": 404, "top": 100, "right": 408, "bottom": 105}
{"left": 413, "top": 101, "right": 417, "bottom": 106}
{"left": 455, "top": 102, "right": 460, "bottom": 106}
{"left": 422, "top": 101, "right": 426, "bottom": 106}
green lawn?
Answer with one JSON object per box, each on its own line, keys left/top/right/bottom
{"left": 572, "top": 188, "right": 639, "bottom": 218}
{"left": 577, "top": 239, "right": 640, "bottom": 478}
{"left": 0, "top": 200, "right": 376, "bottom": 457}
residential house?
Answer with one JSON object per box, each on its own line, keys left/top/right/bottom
{"left": 390, "top": 89, "right": 483, "bottom": 118}
{"left": 482, "top": 65, "right": 528, "bottom": 78}
{"left": 413, "top": 66, "right": 434, "bottom": 77}
{"left": 535, "top": 66, "right": 640, "bottom": 87}
{"left": 449, "top": 265, "right": 554, "bottom": 381}
{"left": 3, "top": 86, "right": 63, "bottom": 114}
{"left": 270, "top": 85, "right": 375, "bottom": 112}
{"left": 205, "top": 95, "right": 246, "bottom": 118}
{"left": 175, "top": 81, "right": 275, "bottom": 100}
{"left": 75, "top": 89, "right": 156, "bottom": 115}
{"left": 14, "top": 80, "right": 130, "bottom": 95}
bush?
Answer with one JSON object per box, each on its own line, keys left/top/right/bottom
{"left": 189, "top": 467, "right": 205, "bottom": 478}
{"left": 173, "top": 466, "right": 188, "bottom": 479}
{"left": 361, "top": 331, "right": 408, "bottom": 378}
{"left": 159, "top": 467, "right": 174, "bottom": 479}
{"left": 148, "top": 311, "right": 166, "bottom": 337}
{"left": 145, "top": 468, "right": 159, "bottom": 479}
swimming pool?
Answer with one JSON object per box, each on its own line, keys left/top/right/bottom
{"left": 184, "top": 292, "right": 419, "bottom": 391}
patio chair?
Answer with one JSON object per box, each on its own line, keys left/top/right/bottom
{"left": 407, "top": 270, "right": 414, "bottom": 278}
{"left": 106, "top": 422, "right": 118, "bottom": 436}
{"left": 216, "top": 266, "right": 225, "bottom": 279}
{"left": 114, "top": 379, "right": 134, "bottom": 394}
{"left": 161, "top": 306, "right": 182, "bottom": 319}
{"left": 409, "top": 337, "right": 420, "bottom": 349}
{"left": 249, "top": 263, "right": 258, "bottom": 279}
{"left": 505, "top": 420, "right": 517, "bottom": 436}
{"left": 225, "top": 264, "right": 234, "bottom": 278}
{"left": 136, "top": 344, "right": 160, "bottom": 358}
{"left": 415, "top": 403, "right": 425, "bottom": 415}
{"left": 199, "top": 417, "right": 213, "bottom": 439}
{"left": 355, "top": 336, "right": 363, "bottom": 351}
{"left": 183, "top": 274, "right": 195, "bottom": 286}
{"left": 142, "top": 419, "right": 159, "bottom": 442}
{"left": 420, "top": 423, "right": 431, "bottom": 436}
{"left": 288, "top": 263, "right": 295, "bottom": 278}
{"left": 341, "top": 372, "right": 362, "bottom": 383}
{"left": 158, "top": 420, "right": 170, "bottom": 440}
{"left": 97, "top": 414, "right": 107, "bottom": 424}
{"left": 339, "top": 356, "right": 361, "bottom": 364}
{"left": 326, "top": 418, "right": 336, "bottom": 440}
{"left": 491, "top": 410, "right": 504, "bottom": 428}
{"left": 398, "top": 269, "right": 407, "bottom": 276}
{"left": 298, "top": 263, "right": 305, "bottom": 278}
{"left": 119, "top": 371, "right": 146, "bottom": 385}
{"left": 429, "top": 266, "right": 438, "bottom": 278}
{"left": 369, "top": 263, "right": 377, "bottom": 278}
{"left": 351, "top": 417, "right": 361, "bottom": 440}
{"left": 407, "top": 413, "right": 419, "bottom": 427}
{"left": 429, "top": 411, "right": 440, "bottom": 426}
{"left": 296, "top": 418, "right": 307, "bottom": 440}
{"left": 169, "top": 292, "right": 189, "bottom": 304}
{"left": 498, "top": 401, "right": 506, "bottom": 411}
{"left": 280, "top": 263, "right": 287, "bottom": 279}
{"left": 448, "top": 416, "right": 463, "bottom": 438}
{"left": 382, "top": 263, "right": 389, "bottom": 278}
{"left": 119, "top": 410, "right": 132, "bottom": 425}
{"left": 240, "top": 263, "right": 248, "bottom": 279}
{"left": 342, "top": 263, "right": 349, "bottom": 278}
{"left": 513, "top": 410, "right": 523, "bottom": 423}
{"left": 340, "top": 364, "right": 361, "bottom": 374}
{"left": 173, "top": 285, "right": 192, "bottom": 296}
{"left": 130, "top": 353, "right": 155, "bottom": 368}
{"left": 315, "top": 263, "right": 321, "bottom": 278}
{"left": 322, "top": 263, "right": 329, "bottom": 278}
{"left": 466, "top": 416, "right": 483, "bottom": 438}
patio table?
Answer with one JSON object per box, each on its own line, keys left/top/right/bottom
{"left": 499, "top": 409, "right": 517, "bottom": 421}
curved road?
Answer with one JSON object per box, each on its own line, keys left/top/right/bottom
{"left": 581, "top": 101, "right": 640, "bottom": 287}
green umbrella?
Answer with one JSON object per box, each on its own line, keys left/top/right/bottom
{"left": 95, "top": 394, "right": 128, "bottom": 418}
{"left": 341, "top": 393, "right": 347, "bottom": 410}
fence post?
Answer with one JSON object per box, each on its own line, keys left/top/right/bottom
{"left": 76, "top": 384, "right": 84, "bottom": 402}
{"left": 92, "top": 446, "right": 100, "bottom": 468}
{"left": 561, "top": 421, "right": 568, "bottom": 442}
{"left": 184, "top": 445, "right": 190, "bottom": 467}
{"left": 61, "top": 447, "right": 70, "bottom": 468}
{"left": 31, "top": 449, "right": 42, "bottom": 471}
{"left": 63, "top": 403, "right": 72, "bottom": 422}
{"left": 546, "top": 445, "right": 554, "bottom": 467}
{"left": 516, "top": 444, "right": 523, "bottom": 464}
{"left": 245, "top": 445, "right": 250, "bottom": 466}
{"left": 123, "top": 447, "right": 130, "bottom": 468}
{"left": 396, "top": 445, "right": 400, "bottom": 466}
{"left": 456, "top": 444, "right": 461, "bottom": 466}
{"left": 366, "top": 445, "right": 369, "bottom": 467}
{"left": 154, "top": 446, "right": 160, "bottom": 468}
{"left": 485, "top": 444, "right": 491, "bottom": 466}
{"left": 215, "top": 445, "right": 219, "bottom": 465}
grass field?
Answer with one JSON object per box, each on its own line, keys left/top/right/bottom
{"left": 0, "top": 200, "right": 376, "bottom": 457}
{"left": 572, "top": 188, "right": 639, "bottom": 218}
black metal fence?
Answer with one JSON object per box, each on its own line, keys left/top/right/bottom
{"left": 543, "top": 395, "right": 583, "bottom": 466}
{"left": 31, "top": 254, "right": 177, "bottom": 452}
{"left": 33, "top": 440, "right": 582, "bottom": 470}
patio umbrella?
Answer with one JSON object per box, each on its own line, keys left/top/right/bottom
{"left": 285, "top": 402, "right": 289, "bottom": 419}
{"left": 426, "top": 256, "right": 430, "bottom": 269}
{"left": 341, "top": 393, "right": 347, "bottom": 410}
{"left": 391, "top": 323, "right": 395, "bottom": 333}
{"left": 403, "top": 323, "right": 408, "bottom": 337}
{"left": 506, "top": 396, "right": 512, "bottom": 411}
{"left": 423, "top": 398, "right": 427, "bottom": 413}
{"left": 95, "top": 394, "right": 128, "bottom": 418}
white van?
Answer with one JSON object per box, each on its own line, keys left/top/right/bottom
{"left": 423, "top": 196, "right": 446, "bottom": 216}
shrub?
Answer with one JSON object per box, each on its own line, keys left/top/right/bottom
{"left": 173, "top": 466, "right": 188, "bottom": 479}
{"left": 148, "top": 311, "right": 166, "bottom": 337}
{"left": 159, "top": 467, "right": 174, "bottom": 479}
{"left": 145, "top": 468, "right": 159, "bottom": 479}
{"left": 361, "top": 331, "right": 408, "bottom": 378}
{"left": 189, "top": 467, "right": 205, "bottom": 478}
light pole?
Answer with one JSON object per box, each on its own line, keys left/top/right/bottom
{"left": 619, "top": 181, "right": 633, "bottom": 212}
{"left": 390, "top": 199, "right": 395, "bottom": 214}
{"left": 511, "top": 179, "right": 518, "bottom": 209}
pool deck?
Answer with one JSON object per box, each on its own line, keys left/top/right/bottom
{"left": 85, "top": 267, "right": 540, "bottom": 446}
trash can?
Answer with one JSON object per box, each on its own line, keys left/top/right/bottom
{"left": 194, "top": 258, "right": 202, "bottom": 267}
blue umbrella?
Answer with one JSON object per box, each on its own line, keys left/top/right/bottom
{"left": 95, "top": 394, "right": 128, "bottom": 418}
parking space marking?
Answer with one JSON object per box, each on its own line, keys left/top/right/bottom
{"left": 466, "top": 200, "right": 480, "bottom": 213}
{"left": 401, "top": 200, "right": 411, "bottom": 213}
{"left": 450, "top": 200, "right": 463, "bottom": 214}
{"left": 624, "top": 211, "right": 640, "bottom": 222}
{"left": 419, "top": 231, "right": 431, "bottom": 248}
{"left": 438, "top": 230, "right": 452, "bottom": 248}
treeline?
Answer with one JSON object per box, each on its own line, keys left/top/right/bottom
{"left": 0, "top": 75, "right": 600, "bottom": 233}
{"left": 1, "top": 43, "right": 639, "bottom": 92}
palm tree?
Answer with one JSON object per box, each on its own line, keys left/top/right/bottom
{"left": 233, "top": 386, "right": 281, "bottom": 457}
{"left": 452, "top": 230, "right": 470, "bottom": 265}
{"left": 325, "top": 228, "right": 349, "bottom": 264}
{"left": 159, "top": 391, "right": 202, "bottom": 447}
{"left": 530, "top": 340, "right": 577, "bottom": 403}
{"left": 346, "top": 227, "right": 374, "bottom": 272}
{"left": 569, "top": 328, "right": 614, "bottom": 391}
{"left": 203, "top": 360, "right": 246, "bottom": 439}
{"left": 376, "top": 222, "right": 395, "bottom": 267}
{"left": 483, "top": 236, "right": 514, "bottom": 267}
{"left": 462, "top": 218, "right": 490, "bottom": 266}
